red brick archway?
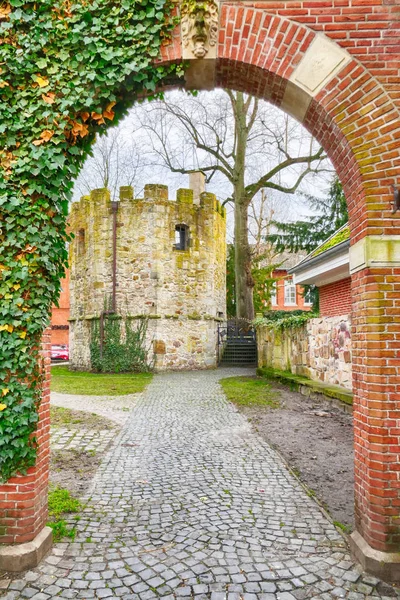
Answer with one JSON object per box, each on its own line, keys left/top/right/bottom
{"left": 3, "top": 0, "right": 400, "bottom": 577}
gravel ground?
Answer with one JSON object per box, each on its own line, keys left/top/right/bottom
{"left": 235, "top": 380, "right": 354, "bottom": 529}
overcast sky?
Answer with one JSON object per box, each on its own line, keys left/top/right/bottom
{"left": 72, "top": 90, "right": 335, "bottom": 242}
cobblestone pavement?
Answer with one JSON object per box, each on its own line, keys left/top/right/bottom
{"left": 4, "top": 369, "right": 400, "bottom": 599}
{"left": 51, "top": 392, "right": 135, "bottom": 426}
{"left": 51, "top": 427, "right": 116, "bottom": 454}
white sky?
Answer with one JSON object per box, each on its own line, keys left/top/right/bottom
{"left": 72, "top": 90, "right": 335, "bottom": 242}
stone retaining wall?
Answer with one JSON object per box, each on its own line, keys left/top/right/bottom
{"left": 257, "top": 315, "right": 352, "bottom": 390}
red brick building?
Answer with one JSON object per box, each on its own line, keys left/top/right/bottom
{"left": 50, "top": 269, "right": 70, "bottom": 346}
{"left": 270, "top": 252, "right": 313, "bottom": 312}
{"left": 290, "top": 224, "right": 351, "bottom": 317}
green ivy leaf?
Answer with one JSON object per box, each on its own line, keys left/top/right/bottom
{"left": 0, "top": 0, "right": 182, "bottom": 483}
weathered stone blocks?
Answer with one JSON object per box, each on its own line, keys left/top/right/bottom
{"left": 68, "top": 183, "right": 226, "bottom": 371}
{"left": 257, "top": 315, "right": 352, "bottom": 390}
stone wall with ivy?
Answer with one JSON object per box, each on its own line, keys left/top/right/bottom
{"left": 257, "top": 315, "right": 352, "bottom": 390}
{"left": 68, "top": 184, "right": 226, "bottom": 371}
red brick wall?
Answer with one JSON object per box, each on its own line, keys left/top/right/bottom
{"left": 351, "top": 268, "right": 400, "bottom": 552}
{"left": 319, "top": 277, "right": 352, "bottom": 318}
{"left": 221, "top": 1, "right": 400, "bottom": 108}
{"left": 51, "top": 269, "right": 70, "bottom": 346}
{"left": 271, "top": 271, "right": 312, "bottom": 312}
{"left": 0, "top": 330, "right": 50, "bottom": 544}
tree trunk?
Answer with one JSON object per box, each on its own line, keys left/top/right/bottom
{"left": 231, "top": 92, "right": 255, "bottom": 321}
{"left": 234, "top": 197, "right": 254, "bottom": 320}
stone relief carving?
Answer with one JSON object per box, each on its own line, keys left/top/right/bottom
{"left": 181, "top": 1, "right": 219, "bottom": 59}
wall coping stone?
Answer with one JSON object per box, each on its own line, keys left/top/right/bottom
{"left": 350, "top": 235, "right": 400, "bottom": 274}
{"left": 256, "top": 367, "right": 353, "bottom": 412}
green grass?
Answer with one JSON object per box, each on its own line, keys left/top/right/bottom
{"left": 48, "top": 519, "right": 77, "bottom": 542}
{"left": 333, "top": 520, "right": 352, "bottom": 534}
{"left": 47, "top": 486, "right": 82, "bottom": 542}
{"left": 48, "top": 486, "right": 81, "bottom": 518}
{"left": 51, "top": 365, "right": 153, "bottom": 395}
{"left": 220, "top": 376, "right": 280, "bottom": 408}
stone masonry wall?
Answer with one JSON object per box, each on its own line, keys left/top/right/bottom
{"left": 257, "top": 314, "right": 352, "bottom": 390}
{"left": 68, "top": 184, "right": 226, "bottom": 371}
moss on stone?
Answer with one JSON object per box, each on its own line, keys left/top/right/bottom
{"left": 176, "top": 188, "right": 194, "bottom": 204}
{"left": 256, "top": 366, "right": 353, "bottom": 406}
{"left": 311, "top": 225, "right": 350, "bottom": 258}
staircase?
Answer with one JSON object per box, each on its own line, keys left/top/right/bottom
{"left": 218, "top": 320, "right": 258, "bottom": 367}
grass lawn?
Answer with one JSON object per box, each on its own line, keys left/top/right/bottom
{"left": 220, "top": 376, "right": 280, "bottom": 408}
{"left": 51, "top": 365, "right": 153, "bottom": 396}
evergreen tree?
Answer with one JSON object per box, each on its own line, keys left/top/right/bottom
{"left": 267, "top": 177, "right": 348, "bottom": 254}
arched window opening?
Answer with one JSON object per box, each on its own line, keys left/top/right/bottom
{"left": 77, "top": 229, "right": 85, "bottom": 256}
{"left": 174, "top": 224, "right": 190, "bottom": 251}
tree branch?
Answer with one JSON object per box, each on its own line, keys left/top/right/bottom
{"left": 245, "top": 147, "right": 327, "bottom": 201}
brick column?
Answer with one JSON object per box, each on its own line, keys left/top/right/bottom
{"left": 350, "top": 237, "right": 400, "bottom": 579}
{"left": 0, "top": 330, "right": 52, "bottom": 570}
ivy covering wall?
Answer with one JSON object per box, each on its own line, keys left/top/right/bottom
{"left": 90, "top": 316, "right": 153, "bottom": 373}
{"left": 0, "top": 0, "right": 180, "bottom": 481}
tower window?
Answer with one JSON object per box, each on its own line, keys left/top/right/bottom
{"left": 174, "top": 224, "right": 190, "bottom": 251}
{"left": 77, "top": 229, "right": 85, "bottom": 256}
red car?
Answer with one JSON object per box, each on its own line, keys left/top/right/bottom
{"left": 51, "top": 345, "right": 69, "bottom": 361}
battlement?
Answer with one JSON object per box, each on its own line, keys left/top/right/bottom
{"left": 71, "top": 182, "right": 226, "bottom": 219}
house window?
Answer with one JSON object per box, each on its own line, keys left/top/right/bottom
{"left": 174, "top": 224, "right": 189, "bottom": 251}
{"left": 284, "top": 279, "right": 296, "bottom": 306}
{"left": 270, "top": 282, "right": 277, "bottom": 306}
{"left": 77, "top": 229, "right": 85, "bottom": 256}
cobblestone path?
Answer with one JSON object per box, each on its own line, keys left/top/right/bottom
{"left": 51, "top": 392, "right": 134, "bottom": 426}
{"left": 51, "top": 427, "right": 116, "bottom": 454}
{"left": 4, "top": 369, "right": 399, "bottom": 600}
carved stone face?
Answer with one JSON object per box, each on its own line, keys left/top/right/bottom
{"left": 181, "top": 2, "right": 219, "bottom": 59}
{"left": 192, "top": 38, "right": 208, "bottom": 58}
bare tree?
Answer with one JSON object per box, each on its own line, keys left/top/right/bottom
{"left": 136, "top": 90, "right": 330, "bottom": 320}
{"left": 73, "top": 128, "right": 145, "bottom": 201}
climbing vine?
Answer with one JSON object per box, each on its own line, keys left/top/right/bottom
{"left": 90, "top": 316, "right": 153, "bottom": 373}
{"left": 0, "top": 0, "right": 181, "bottom": 481}
{"left": 253, "top": 310, "right": 317, "bottom": 332}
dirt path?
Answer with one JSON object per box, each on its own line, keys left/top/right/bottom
{"left": 235, "top": 381, "right": 354, "bottom": 529}
{"left": 50, "top": 407, "right": 121, "bottom": 497}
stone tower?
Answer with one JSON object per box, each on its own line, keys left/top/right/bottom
{"left": 68, "top": 180, "right": 226, "bottom": 370}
